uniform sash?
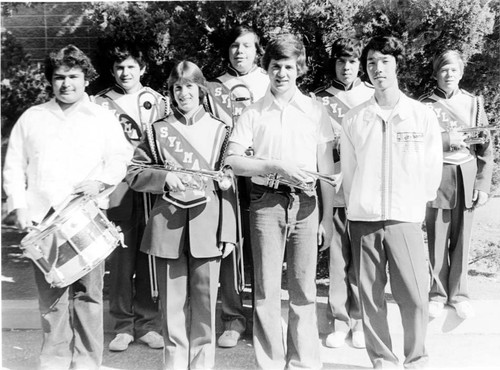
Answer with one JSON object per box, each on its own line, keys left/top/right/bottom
{"left": 207, "top": 79, "right": 253, "bottom": 126}
{"left": 94, "top": 90, "right": 142, "bottom": 144}
{"left": 94, "top": 87, "right": 167, "bottom": 145}
{"left": 425, "top": 98, "right": 475, "bottom": 165}
{"left": 156, "top": 117, "right": 226, "bottom": 208}
{"left": 426, "top": 99, "right": 471, "bottom": 131}
{"left": 207, "top": 80, "right": 233, "bottom": 120}
{"left": 317, "top": 92, "right": 351, "bottom": 124}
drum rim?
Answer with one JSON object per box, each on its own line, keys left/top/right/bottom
{"left": 21, "top": 196, "right": 98, "bottom": 246}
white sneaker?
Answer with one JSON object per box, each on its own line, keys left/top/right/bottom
{"left": 428, "top": 301, "right": 445, "bottom": 318}
{"left": 109, "top": 333, "right": 134, "bottom": 352}
{"left": 217, "top": 330, "right": 241, "bottom": 348}
{"left": 138, "top": 331, "right": 164, "bottom": 349}
{"left": 351, "top": 330, "right": 366, "bottom": 349}
{"left": 453, "top": 301, "right": 475, "bottom": 319}
{"left": 325, "top": 331, "right": 348, "bottom": 348}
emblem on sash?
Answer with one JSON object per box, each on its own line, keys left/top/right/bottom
{"left": 158, "top": 121, "right": 226, "bottom": 208}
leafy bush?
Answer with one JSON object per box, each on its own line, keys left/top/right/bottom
{"left": 2, "top": 0, "right": 499, "bottom": 192}
{"left": 1, "top": 29, "right": 50, "bottom": 139}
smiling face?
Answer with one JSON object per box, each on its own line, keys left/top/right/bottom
{"left": 436, "top": 62, "right": 463, "bottom": 94}
{"left": 229, "top": 32, "right": 258, "bottom": 75}
{"left": 112, "top": 56, "right": 145, "bottom": 94}
{"left": 366, "top": 50, "right": 398, "bottom": 92}
{"left": 267, "top": 57, "right": 298, "bottom": 97}
{"left": 52, "top": 66, "right": 88, "bottom": 109}
{"left": 335, "top": 56, "right": 360, "bottom": 86}
{"left": 173, "top": 81, "right": 200, "bottom": 114}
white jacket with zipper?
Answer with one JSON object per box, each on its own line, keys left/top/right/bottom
{"left": 341, "top": 93, "right": 443, "bottom": 223}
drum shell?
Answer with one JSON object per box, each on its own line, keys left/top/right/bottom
{"left": 20, "top": 197, "right": 121, "bottom": 288}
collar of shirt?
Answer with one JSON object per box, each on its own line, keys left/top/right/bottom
{"left": 330, "top": 77, "right": 362, "bottom": 92}
{"left": 172, "top": 105, "right": 206, "bottom": 125}
{"left": 367, "top": 92, "right": 413, "bottom": 122}
{"left": 48, "top": 93, "right": 99, "bottom": 118}
{"left": 434, "top": 86, "right": 461, "bottom": 99}
{"left": 261, "top": 87, "right": 310, "bottom": 114}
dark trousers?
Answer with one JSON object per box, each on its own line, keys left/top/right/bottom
{"left": 426, "top": 184, "right": 474, "bottom": 305}
{"left": 34, "top": 262, "right": 104, "bottom": 370}
{"left": 219, "top": 176, "right": 251, "bottom": 334}
{"left": 327, "top": 207, "right": 362, "bottom": 333}
{"left": 156, "top": 252, "right": 221, "bottom": 370}
{"left": 108, "top": 205, "right": 161, "bottom": 338}
{"left": 349, "top": 221, "right": 429, "bottom": 368}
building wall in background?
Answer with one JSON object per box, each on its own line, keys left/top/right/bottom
{"left": 1, "top": 2, "right": 97, "bottom": 63}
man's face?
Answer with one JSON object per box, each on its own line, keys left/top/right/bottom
{"left": 436, "top": 62, "right": 462, "bottom": 94}
{"left": 229, "top": 32, "right": 258, "bottom": 75}
{"left": 366, "top": 50, "right": 398, "bottom": 91}
{"left": 52, "top": 66, "right": 88, "bottom": 107}
{"left": 112, "top": 56, "right": 145, "bottom": 94}
{"left": 173, "top": 82, "right": 200, "bottom": 114}
{"left": 335, "top": 56, "right": 360, "bottom": 86}
{"left": 267, "top": 57, "right": 299, "bottom": 96}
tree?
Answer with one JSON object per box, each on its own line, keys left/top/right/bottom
{"left": 1, "top": 30, "right": 50, "bottom": 139}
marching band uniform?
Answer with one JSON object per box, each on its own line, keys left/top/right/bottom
{"left": 126, "top": 106, "right": 238, "bottom": 369}
{"left": 206, "top": 64, "right": 269, "bottom": 341}
{"left": 93, "top": 85, "right": 167, "bottom": 347}
{"left": 313, "top": 78, "right": 373, "bottom": 339}
{"left": 206, "top": 65, "right": 269, "bottom": 128}
{"left": 342, "top": 93, "right": 443, "bottom": 367}
{"left": 420, "top": 87, "right": 493, "bottom": 310}
{"left": 3, "top": 95, "right": 132, "bottom": 369}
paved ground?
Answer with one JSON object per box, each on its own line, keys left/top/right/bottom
{"left": 3, "top": 296, "right": 500, "bottom": 370}
{"left": 2, "top": 198, "right": 500, "bottom": 369}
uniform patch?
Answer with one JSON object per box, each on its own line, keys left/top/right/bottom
{"left": 397, "top": 131, "right": 424, "bottom": 153}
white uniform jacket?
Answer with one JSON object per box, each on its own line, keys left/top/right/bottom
{"left": 341, "top": 93, "right": 443, "bottom": 223}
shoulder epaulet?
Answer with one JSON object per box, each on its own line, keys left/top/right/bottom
{"left": 418, "top": 91, "right": 434, "bottom": 103}
{"left": 313, "top": 85, "right": 329, "bottom": 95}
{"left": 207, "top": 111, "right": 229, "bottom": 127}
{"left": 460, "top": 89, "right": 475, "bottom": 98}
{"left": 94, "top": 86, "right": 114, "bottom": 98}
{"left": 208, "top": 77, "right": 224, "bottom": 84}
{"left": 143, "top": 86, "right": 165, "bottom": 98}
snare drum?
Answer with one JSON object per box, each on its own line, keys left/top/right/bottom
{"left": 20, "top": 195, "right": 122, "bottom": 288}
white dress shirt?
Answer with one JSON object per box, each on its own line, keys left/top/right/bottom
{"left": 3, "top": 94, "right": 133, "bottom": 223}
{"left": 230, "top": 88, "right": 335, "bottom": 185}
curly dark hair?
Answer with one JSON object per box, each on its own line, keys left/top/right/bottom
{"left": 107, "top": 43, "right": 147, "bottom": 69}
{"left": 44, "top": 44, "right": 98, "bottom": 83}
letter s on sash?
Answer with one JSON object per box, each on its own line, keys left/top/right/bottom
{"left": 160, "top": 127, "right": 169, "bottom": 138}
